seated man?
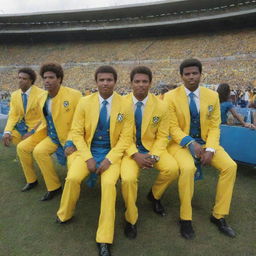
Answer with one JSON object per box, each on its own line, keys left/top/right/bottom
{"left": 164, "top": 58, "right": 237, "bottom": 239}
{"left": 17, "top": 62, "right": 82, "bottom": 199}
{"left": 56, "top": 66, "right": 133, "bottom": 256}
{"left": 3, "top": 68, "right": 44, "bottom": 147}
{"left": 121, "top": 66, "right": 179, "bottom": 239}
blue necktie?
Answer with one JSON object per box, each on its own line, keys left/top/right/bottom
{"left": 135, "top": 101, "right": 143, "bottom": 144}
{"left": 22, "top": 93, "right": 27, "bottom": 112}
{"left": 189, "top": 92, "right": 198, "bottom": 118}
{"left": 99, "top": 100, "right": 108, "bottom": 130}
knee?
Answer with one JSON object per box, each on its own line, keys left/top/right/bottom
{"left": 224, "top": 160, "right": 237, "bottom": 176}
{"left": 17, "top": 141, "right": 28, "bottom": 155}
{"left": 65, "top": 174, "right": 83, "bottom": 185}
{"left": 179, "top": 165, "right": 196, "bottom": 178}
{"left": 101, "top": 177, "right": 117, "bottom": 188}
{"left": 32, "top": 146, "right": 44, "bottom": 159}
{"left": 167, "top": 161, "right": 180, "bottom": 178}
{"left": 121, "top": 171, "right": 137, "bottom": 185}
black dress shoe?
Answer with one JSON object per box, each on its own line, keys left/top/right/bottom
{"left": 124, "top": 221, "right": 137, "bottom": 239}
{"left": 97, "top": 243, "right": 111, "bottom": 256}
{"left": 210, "top": 215, "right": 236, "bottom": 238}
{"left": 21, "top": 180, "right": 38, "bottom": 192}
{"left": 179, "top": 220, "right": 195, "bottom": 239}
{"left": 147, "top": 190, "right": 166, "bottom": 216}
{"left": 55, "top": 216, "right": 72, "bottom": 224}
{"left": 40, "top": 187, "right": 62, "bottom": 201}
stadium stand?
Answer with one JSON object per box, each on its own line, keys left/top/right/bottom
{"left": 0, "top": 0, "right": 255, "bottom": 92}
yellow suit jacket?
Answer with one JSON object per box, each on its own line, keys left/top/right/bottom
{"left": 164, "top": 85, "right": 221, "bottom": 153}
{"left": 124, "top": 93, "right": 170, "bottom": 157}
{"left": 35, "top": 86, "right": 82, "bottom": 145}
{"left": 70, "top": 92, "right": 133, "bottom": 164}
{"left": 4, "top": 85, "right": 45, "bottom": 133}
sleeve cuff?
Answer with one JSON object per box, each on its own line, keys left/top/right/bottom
{"left": 180, "top": 136, "right": 194, "bottom": 147}
{"left": 63, "top": 140, "right": 75, "bottom": 150}
{"left": 205, "top": 148, "right": 215, "bottom": 153}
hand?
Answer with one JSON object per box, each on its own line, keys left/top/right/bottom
{"left": 192, "top": 141, "right": 204, "bottom": 158}
{"left": 2, "top": 133, "right": 12, "bottom": 147}
{"left": 96, "top": 158, "right": 111, "bottom": 175}
{"left": 86, "top": 158, "right": 97, "bottom": 173}
{"left": 244, "top": 123, "right": 256, "bottom": 130}
{"left": 22, "top": 132, "right": 32, "bottom": 140}
{"left": 132, "top": 153, "right": 154, "bottom": 169}
{"left": 64, "top": 145, "right": 77, "bottom": 156}
{"left": 200, "top": 150, "right": 214, "bottom": 165}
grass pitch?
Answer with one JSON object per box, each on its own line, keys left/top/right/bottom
{"left": 0, "top": 144, "right": 255, "bottom": 256}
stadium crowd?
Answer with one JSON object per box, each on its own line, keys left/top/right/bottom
{"left": 0, "top": 29, "right": 256, "bottom": 93}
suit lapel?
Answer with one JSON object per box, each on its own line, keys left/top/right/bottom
{"left": 199, "top": 86, "right": 207, "bottom": 125}
{"left": 51, "top": 86, "right": 63, "bottom": 121}
{"left": 90, "top": 93, "right": 100, "bottom": 136}
{"left": 17, "top": 89, "right": 25, "bottom": 115}
{"left": 110, "top": 92, "right": 119, "bottom": 142}
{"left": 142, "top": 94, "right": 154, "bottom": 137}
{"left": 179, "top": 86, "right": 190, "bottom": 125}
{"left": 26, "top": 85, "right": 34, "bottom": 112}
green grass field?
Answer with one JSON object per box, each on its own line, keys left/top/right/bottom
{"left": 0, "top": 144, "right": 255, "bottom": 256}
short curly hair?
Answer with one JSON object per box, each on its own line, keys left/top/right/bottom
{"left": 179, "top": 58, "right": 202, "bottom": 75}
{"left": 94, "top": 66, "right": 117, "bottom": 82}
{"left": 130, "top": 66, "right": 152, "bottom": 82}
{"left": 40, "top": 62, "right": 64, "bottom": 83}
{"left": 18, "top": 67, "right": 37, "bottom": 84}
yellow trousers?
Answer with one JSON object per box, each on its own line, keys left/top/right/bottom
{"left": 11, "top": 130, "right": 22, "bottom": 145}
{"left": 57, "top": 152, "right": 120, "bottom": 244}
{"left": 169, "top": 146, "right": 237, "bottom": 220}
{"left": 17, "top": 135, "right": 61, "bottom": 191}
{"left": 120, "top": 151, "right": 179, "bottom": 225}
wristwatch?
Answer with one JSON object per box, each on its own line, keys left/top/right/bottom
{"left": 150, "top": 155, "right": 160, "bottom": 162}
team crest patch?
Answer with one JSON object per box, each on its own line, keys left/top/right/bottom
{"left": 207, "top": 105, "right": 214, "bottom": 117}
{"left": 152, "top": 116, "right": 160, "bottom": 124}
{"left": 63, "top": 101, "right": 69, "bottom": 107}
{"left": 117, "top": 113, "right": 124, "bottom": 122}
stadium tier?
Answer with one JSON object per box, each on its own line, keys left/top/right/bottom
{"left": 0, "top": 0, "right": 255, "bottom": 92}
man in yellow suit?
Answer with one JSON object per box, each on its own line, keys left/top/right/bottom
{"left": 17, "top": 63, "right": 82, "bottom": 198}
{"left": 3, "top": 68, "right": 44, "bottom": 147}
{"left": 56, "top": 66, "right": 133, "bottom": 256}
{"left": 120, "top": 66, "right": 179, "bottom": 239}
{"left": 165, "top": 58, "right": 237, "bottom": 239}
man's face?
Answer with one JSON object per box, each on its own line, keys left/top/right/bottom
{"left": 43, "top": 71, "right": 61, "bottom": 94}
{"left": 181, "top": 66, "right": 201, "bottom": 91}
{"left": 131, "top": 73, "right": 151, "bottom": 100}
{"left": 96, "top": 73, "right": 116, "bottom": 99}
{"left": 18, "top": 72, "right": 32, "bottom": 92}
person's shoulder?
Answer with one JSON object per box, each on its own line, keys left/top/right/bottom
{"left": 149, "top": 93, "right": 166, "bottom": 107}
{"left": 200, "top": 86, "right": 218, "bottom": 97}
{"left": 10, "top": 89, "right": 21, "bottom": 97}
{"left": 32, "top": 85, "right": 44, "bottom": 92}
{"left": 63, "top": 86, "right": 81, "bottom": 96}
{"left": 121, "top": 92, "right": 132, "bottom": 101}
{"left": 79, "top": 92, "right": 97, "bottom": 104}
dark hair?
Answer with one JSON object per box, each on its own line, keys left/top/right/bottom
{"left": 18, "top": 67, "right": 37, "bottom": 84}
{"left": 94, "top": 66, "right": 117, "bottom": 82}
{"left": 179, "top": 58, "right": 202, "bottom": 75}
{"left": 217, "top": 83, "right": 230, "bottom": 103}
{"left": 40, "top": 62, "right": 64, "bottom": 83}
{"left": 130, "top": 66, "right": 152, "bottom": 82}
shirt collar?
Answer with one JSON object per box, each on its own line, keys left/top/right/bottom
{"left": 98, "top": 93, "right": 113, "bottom": 105}
{"left": 22, "top": 86, "right": 32, "bottom": 96}
{"left": 132, "top": 94, "right": 148, "bottom": 106}
{"left": 184, "top": 86, "right": 200, "bottom": 98}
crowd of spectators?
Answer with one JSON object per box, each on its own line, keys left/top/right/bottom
{"left": 0, "top": 29, "right": 255, "bottom": 93}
